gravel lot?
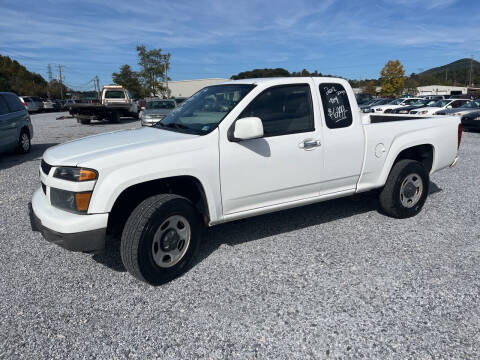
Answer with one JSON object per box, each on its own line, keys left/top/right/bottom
{"left": 0, "top": 112, "right": 479, "bottom": 359}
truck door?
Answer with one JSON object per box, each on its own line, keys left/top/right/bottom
{"left": 312, "top": 80, "right": 365, "bottom": 194}
{"left": 219, "top": 81, "right": 324, "bottom": 215}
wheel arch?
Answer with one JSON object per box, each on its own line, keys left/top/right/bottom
{"left": 106, "top": 175, "right": 211, "bottom": 238}
{"left": 380, "top": 143, "right": 435, "bottom": 188}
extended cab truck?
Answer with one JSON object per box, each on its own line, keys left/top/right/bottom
{"left": 69, "top": 85, "right": 138, "bottom": 124}
{"left": 30, "top": 77, "right": 462, "bottom": 285}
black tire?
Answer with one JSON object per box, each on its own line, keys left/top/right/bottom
{"left": 16, "top": 129, "right": 31, "bottom": 154}
{"left": 109, "top": 111, "right": 120, "bottom": 123}
{"left": 130, "top": 111, "right": 139, "bottom": 120}
{"left": 379, "top": 159, "right": 429, "bottom": 219}
{"left": 79, "top": 118, "right": 91, "bottom": 125}
{"left": 121, "top": 194, "right": 201, "bottom": 285}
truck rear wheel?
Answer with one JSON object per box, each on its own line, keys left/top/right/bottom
{"left": 78, "top": 118, "right": 91, "bottom": 125}
{"left": 120, "top": 194, "right": 201, "bottom": 285}
{"left": 379, "top": 159, "right": 429, "bottom": 218}
{"left": 109, "top": 111, "right": 120, "bottom": 123}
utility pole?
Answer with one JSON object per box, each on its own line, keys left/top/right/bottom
{"left": 56, "top": 64, "right": 65, "bottom": 100}
{"left": 95, "top": 76, "right": 100, "bottom": 99}
{"left": 469, "top": 55, "right": 474, "bottom": 87}
{"left": 47, "top": 64, "right": 53, "bottom": 98}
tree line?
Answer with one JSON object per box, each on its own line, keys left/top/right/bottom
{"left": 112, "top": 45, "right": 170, "bottom": 99}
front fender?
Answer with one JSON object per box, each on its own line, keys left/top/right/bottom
{"left": 87, "top": 146, "right": 222, "bottom": 223}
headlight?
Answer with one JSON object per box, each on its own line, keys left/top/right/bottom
{"left": 419, "top": 110, "right": 428, "bottom": 115}
{"left": 474, "top": 117, "right": 480, "bottom": 121}
{"left": 456, "top": 112, "right": 463, "bottom": 116}
{"left": 53, "top": 167, "right": 97, "bottom": 182}
{"left": 50, "top": 188, "right": 92, "bottom": 213}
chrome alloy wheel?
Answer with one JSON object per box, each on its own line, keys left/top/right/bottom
{"left": 399, "top": 173, "right": 423, "bottom": 208}
{"left": 152, "top": 215, "right": 191, "bottom": 268}
{"left": 21, "top": 133, "right": 30, "bottom": 151}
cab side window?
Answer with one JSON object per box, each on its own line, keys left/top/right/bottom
{"left": 239, "top": 84, "right": 314, "bottom": 137}
{"left": 0, "top": 96, "right": 10, "bottom": 115}
{"left": 319, "top": 83, "right": 352, "bottom": 129}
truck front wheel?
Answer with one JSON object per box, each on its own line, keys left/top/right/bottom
{"left": 379, "top": 159, "right": 429, "bottom": 219}
{"left": 120, "top": 194, "right": 201, "bottom": 285}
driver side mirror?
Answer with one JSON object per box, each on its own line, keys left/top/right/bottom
{"left": 446, "top": 105, "right": 452, "bottom": 109}
{"left": 230, "top": 117, "right": 264, "bottom": 141}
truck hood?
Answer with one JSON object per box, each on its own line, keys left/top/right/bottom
{"left": 43, "top": 127, "right": 196, "bottom": 166}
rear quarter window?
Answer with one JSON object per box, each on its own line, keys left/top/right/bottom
{"left": 319, "top": 83, "right": 353, "bottom": 129}
{"left": 3, "top": 93, "right": 25, "bottom": 112}
{"left": 0, "top": 96, "right": 10, "bottom": 115}
{"left": 105, "top": 90, "right": 126, "bottom": 99}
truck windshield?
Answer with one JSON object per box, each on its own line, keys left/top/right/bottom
{"left": 156, "top": 84, "right": 255, "bottom": 135}
{"left": 146, "top": 100, "right": 175, "bottom": 109}
{"left": 105, "top": 90, "right": 125, "bottom": 99}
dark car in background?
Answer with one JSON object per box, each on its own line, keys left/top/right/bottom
{"left": 0, "top": 92, "right": 33, "bottom": 154}
{"left": 461, "top": 111, "right": 480, "bottom": 131}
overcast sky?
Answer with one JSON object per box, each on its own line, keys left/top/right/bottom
{"left": 1, "top": 0, "right": 479, "bottom": 90}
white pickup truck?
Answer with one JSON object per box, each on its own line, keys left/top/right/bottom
{"left": 30, "top": 77, "right": 462, "bottom": 285}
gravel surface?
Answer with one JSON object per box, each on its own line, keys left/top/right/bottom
{"left": 0, "top": 112, "right": 479, "bottom": 359}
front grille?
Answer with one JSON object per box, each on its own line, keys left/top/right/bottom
{"left": 41, "top": 160, "right": 52, "bottom": 175}
{"left": 149, "top": 114, "right": 166, "bottom": 119}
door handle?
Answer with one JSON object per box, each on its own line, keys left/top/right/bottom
{"left": 299, "top": 139, "right": 321, "bottom": 150}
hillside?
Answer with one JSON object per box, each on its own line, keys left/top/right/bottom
{"left": 0, "top": 54, "right": 48, "bottom": 96}
{"left": 419, "top": 58, "right": 480, "bottom": 87}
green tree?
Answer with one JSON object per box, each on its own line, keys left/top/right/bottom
{"left": 48, "top": 79, "right": 69, "bottom": 99}
{"left": 363, "top": 80, "right": 377, "bottom": 97}
{"left": 231, "top": 68, "right": 290, "bottom": 79}
{"left": 112, "top": 64, "right": 143, "bottom": 98}
{"left": 136, "top": 45, "right": 170, "bottom": 97}
{"left": 380, "top": 60, "right": 406, "bottom": 97}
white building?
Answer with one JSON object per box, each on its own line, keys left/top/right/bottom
{"left": 165, "top": 78, "right": 229, "bottom": 98}
{"left": 416, "top": 85, "right": 467, "bottom": 96}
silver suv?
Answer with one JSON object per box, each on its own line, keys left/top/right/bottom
{"left": 19, "top": 96, "right": 44, "bottom": 113}
{"left": 0, "top": 92, "right": 34, "bottom": 154}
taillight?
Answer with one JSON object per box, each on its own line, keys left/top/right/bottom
{"left": 22, "top": 101, "right": 27, "bottom": 108}
{"left": 458, "top": 123, "right": 462, "bottom": 149}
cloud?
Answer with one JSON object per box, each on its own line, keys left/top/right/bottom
{"left": 0, "top": 0, "right": 478, "bottom": 84}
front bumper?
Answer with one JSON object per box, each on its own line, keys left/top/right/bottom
{"left": 30, "top": 188, "right": 108, "bottom": 252}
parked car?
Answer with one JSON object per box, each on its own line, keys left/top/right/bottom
{"left": 140, "top": 98, "right": 176, "bottom": 126}
{"left": 30, "top": 77, "right": 461, "bottom": 285}
{"left": 52, "top": 100, "right": 63, "bottom": 111}
{"left": 434, "top": 100, "right": 480, "bottom": 116}
{"left": 0, "top": 92, "right": 33, "bottom": 154}
{"left": 360, "top": 98, "right": 391, "bottom": 113}
{"left": 410, "top": 99, "right": 470, "bottom": 115}
{"left": 19, "top": 96, "right": 43, "bottom": 113}
{"left": 42, "top": 99, "right": 55, "bottom": 112}
{"left": 373, "top": 98, "right": 424, "bottom": 113}
{"left": 460, "top": 111, "right": 480, "bottom": 131}
{"left": 62, "top": 99, "right": 80, "bottom": 111}
{"left": 390, "top": 99, "right": 437, "bottom": 114}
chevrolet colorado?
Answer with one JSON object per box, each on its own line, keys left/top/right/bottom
{"left": 30, "top": 77, "right": 461, "bottom": 285}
